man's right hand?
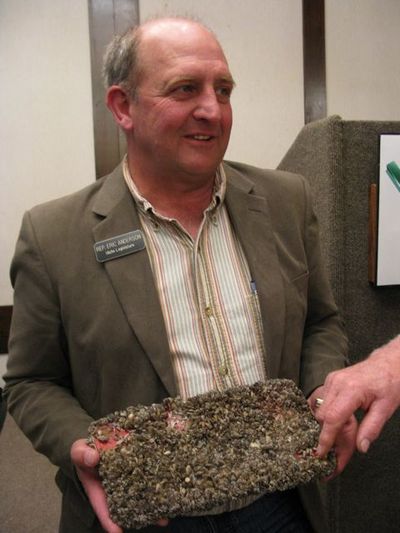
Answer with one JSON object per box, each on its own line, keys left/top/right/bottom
{"left": 70, "top": 439, "right": 169, "bottom": 532}
{"left": 70, "top": 439, "right": 123, "bottom": 533}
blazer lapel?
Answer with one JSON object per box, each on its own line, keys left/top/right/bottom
{"left": 91, "top": 167, "right": 177, "bottom": 397}
{"left": 224, "top": 164, "right": 285, "bottom": 378}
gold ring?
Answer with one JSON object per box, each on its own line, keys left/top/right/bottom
{"left": 314, "top": 397, "right": 324, "bottom": 408}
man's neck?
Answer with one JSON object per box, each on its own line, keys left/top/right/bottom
{"left": 127, "top": 160, "right": 217, "bottom": 239}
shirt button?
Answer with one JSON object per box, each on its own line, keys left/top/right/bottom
{"left": 218, "top": 364, "right": 228, "bottom": 376}
{"left": 205, "top": 306, "right": 213, "bottom": 317}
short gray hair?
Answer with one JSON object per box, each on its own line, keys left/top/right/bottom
{"left": 102, "top": 26, "right": 142, "bottom": 97}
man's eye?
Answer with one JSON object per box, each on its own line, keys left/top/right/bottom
{"left": 216, "top": 86, "right": 232, "bottom": 101}
{"left": 176, "top": 85, "right": 196, "bottom": 94}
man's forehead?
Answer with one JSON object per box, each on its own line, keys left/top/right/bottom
{"left": 140, "top": 18, "right": 216, "bottom": 43}
{"left": 138, "top": 27, "right": 231, "bottom": 83}
{"left": 139, "top": 19, "right": 228, "bottom": 66}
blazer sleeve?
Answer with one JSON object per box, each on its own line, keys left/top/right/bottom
{"left": 299, "top": 178, "right": 348, "bottom": 396}
{"left": 4, "top": 211, "right": 94, "bottom": 480}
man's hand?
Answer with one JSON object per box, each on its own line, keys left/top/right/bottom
{"left": 70, "top": 439, "right": 169, "bottom": 532}
{"left": 308, "top": 386, "right": 357, "bottom": 477}
{"left": 71, "top": 439, "right": 123, "bottom": 533}
{"left": 314, "top": 336, "right": 400, "bottom": 460}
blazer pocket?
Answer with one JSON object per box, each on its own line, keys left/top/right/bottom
{"left": 290, "top": 270, "right": 309, "bottom": 288}
{"left": 285, "top": 270, "right": 309, "bottom": 331}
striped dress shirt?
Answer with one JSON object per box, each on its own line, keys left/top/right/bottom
{"left": 123, "top": 158, "right": 266, "bottom": 400}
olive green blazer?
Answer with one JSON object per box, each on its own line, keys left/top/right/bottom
{"left": 5, "top": 161, "right": 347, "bottom": 532}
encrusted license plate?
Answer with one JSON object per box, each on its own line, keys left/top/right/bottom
{"left": 87, "top": 379, "right": 334, "bottom": 529}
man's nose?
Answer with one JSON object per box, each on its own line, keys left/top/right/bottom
{"left": 192, "top": 90, "right": 222, "bottom": 122}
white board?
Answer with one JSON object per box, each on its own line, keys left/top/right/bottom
{"left": 377, "top": 134, "right": 400, "bottom": 285}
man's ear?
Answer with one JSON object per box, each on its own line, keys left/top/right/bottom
{"left": 106, "top": 86, "right": 134, "bottom": 131}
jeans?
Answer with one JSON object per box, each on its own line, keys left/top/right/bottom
{"left": 164, "top": 490, "right": 312, "bottom": 533}
{"left": 60, "top": 489, "right": 313, "bottom": 533}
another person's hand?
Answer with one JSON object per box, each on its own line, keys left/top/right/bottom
{"left": 308, "top": 386, "right": 357, "bottom": 477}
{"left": 315, "top": 335, "right": 400, "bottom": 459}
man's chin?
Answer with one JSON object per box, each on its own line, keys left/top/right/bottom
{"left": 178, "top": 156, "right": 224, "bottom": 179}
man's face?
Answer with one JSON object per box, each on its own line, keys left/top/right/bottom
{"left": 128, "top": 22, "right": 234, "bottom": 183}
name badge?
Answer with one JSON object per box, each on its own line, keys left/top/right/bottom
{"left": 94, "top": 230, "right": 145, "bottom": 262}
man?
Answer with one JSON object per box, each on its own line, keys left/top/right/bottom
{"left": 316, "top": 334, "right": 400, "bottom": 458}
{"left": 4, "top": 17, "right": 352, "bottom": 533}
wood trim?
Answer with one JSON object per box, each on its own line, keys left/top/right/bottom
{"left": 88, "top": 0, "right": 139, "bottom": 179}
{"left": 368, "top": 184, "right": 378, "bottom": 284}
{"left": 0, "top": 306, "right": 12, "bottom": 354}
{"left": 302, "top": 0, "right": 327, "bottom": 124}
